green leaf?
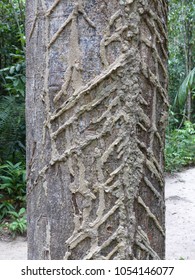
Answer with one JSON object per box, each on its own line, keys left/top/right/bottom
{"left": 174, "top": 67, "right": 195, "bottom": 108}
{"left": 9, "top": 66, "right": 15, "bottom": 75}
{"left": 18, "top": 207, "right": 26, "bottom": 216}
{"left": 16, "top": 64, "right": 21, "bottom": 72}
{"left": 0, "top": 175, "right": 13, "bottom": 182}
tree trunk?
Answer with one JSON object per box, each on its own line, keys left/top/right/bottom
{"left": 182, "top": 0, "right": 193, "bottom": 121}
{"left": 26, "top": 0, "right": 168, "bottom": 260}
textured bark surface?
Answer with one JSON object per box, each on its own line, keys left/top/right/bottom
{"left": 26, "top": 0, "right": 168, "bottom": 260}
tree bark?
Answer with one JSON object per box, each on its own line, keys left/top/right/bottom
{"left": 26, "top": 0, "right": 168, "bottom": 260}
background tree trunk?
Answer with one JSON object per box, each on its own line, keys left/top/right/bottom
{"left": 26, "top": 0, "right": 168, "bottom": 260}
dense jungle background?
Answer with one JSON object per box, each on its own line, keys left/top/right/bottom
{"left": 0, "top": 0, "right": 194, "bottom": 236}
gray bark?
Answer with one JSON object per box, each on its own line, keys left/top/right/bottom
{"left": 26, "top": 0, "right": 168, "bottom": 259}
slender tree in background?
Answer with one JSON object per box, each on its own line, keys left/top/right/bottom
{"left": 168, "top": 0, "right": 195, "bottom": 124}
{"left": 26, "top": 0, "right": 168, "bottom": 259}
{"left": 182, "top": 0, "right": 193, "bottom": 121}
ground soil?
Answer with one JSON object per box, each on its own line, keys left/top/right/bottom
{"left": 0, "top": 167, "right": 195, "bottom": 260}
{"left": 165, "top": 167, "right": 195, "bottom": 259}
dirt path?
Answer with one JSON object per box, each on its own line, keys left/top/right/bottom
{"left": 0, "top": 236, "right": 27, "bottom": 260}
{"left": 165, "top": 167, "right": 195, "bottom": 259}
{"left": 0, "top": 167, "right": 195, "bottom": 260}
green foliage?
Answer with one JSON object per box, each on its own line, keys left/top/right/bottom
{"left": 167, "top": 108, "right": 180, "bottom": 131}
{"left": 165, "top": 121, "right": 195, "bottom": 172}
{"left": 0, "top": 201, "right": 15, "bottom": 222}
{"left": 0, "top": 95, "right": 25, "bottom": 163}
{"left": 0, "top": 0, "right": 25, "bottom": 69}
{"left": 0, "top": 0, "right": 26, "bottom": 163}
{"left": 7, "top": 208, "right": 27, "bottom": 235}
{"left": 174, "top": 67, "right": 195, "bottom": 108}
{"left": 0, "top": 47, "right": 25, "bottom": 164}
{"left": 0, "top": 50, "right": 25, "bottom": 97}
{"left": 166, "top": 1, "right": 195, "bottom": 171}
{"left": 168, "top": 0, "right": 195, "bottom": 120}
{"left": 0, "top": 208, "right": 27, "bottom": 236}
{"left": 0, "top": 161, "right": 26, "bottom": 222}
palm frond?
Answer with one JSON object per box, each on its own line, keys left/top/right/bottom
{"left": 174, "top": 67, "right": 195, "bottom": 108}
